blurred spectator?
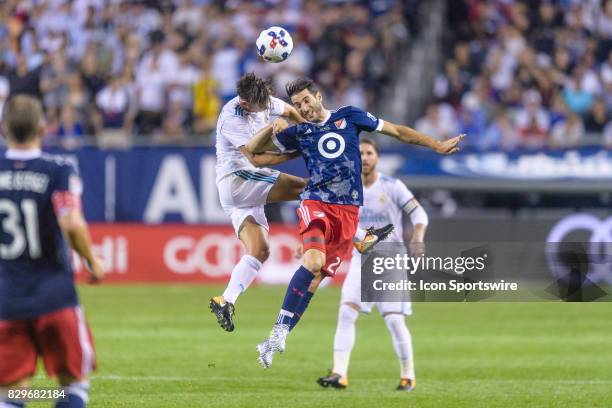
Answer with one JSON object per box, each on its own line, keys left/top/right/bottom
{"left": 514, "top": 89, "right": 549, "bottom": 149}
{"left": 436, "top": 0, "right": 612, "bottom": 150}
{"left": 584, "top": 98, "right": 609, "bottom": 134}
{"left": 415, "top": 103, "right": 458, "bottom": 141}
{"left": 95, "top": 75, "right": 132, "bottom": 141}
{"left": 57, "top": 105, "right": 85, "bottom": 150}
{"left": 7, "top": 54, "right": 42, "bottom": 99}
{"left": 0, "top": 0, "right": 415, "bottom": 144}
{"left": 550, "top": 111, "right": 585, "bottom": 149}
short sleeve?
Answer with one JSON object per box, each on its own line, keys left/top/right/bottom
{"left": 392, "top": 179, "right": 414, "bottom": 210}
{"left": 272, "top": 126, "right": 300, "bottom": 152}
{"left": 269, "top": 97, "right": 285, "bottom": 116}
{"left": 349, "top": 107, "right": 384, "bottom": 132}
{"left": 220, "top": 117, "right": 250, "bottom": 148}
{"left": 52, "top": 163, "right": 83, "bottom": 216}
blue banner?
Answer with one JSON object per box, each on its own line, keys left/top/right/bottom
{"left": 3, "top": 146, "right": 610, "bottom": 223}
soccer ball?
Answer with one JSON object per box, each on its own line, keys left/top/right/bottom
{"left": 255, "top": 27, "right": 293, "bottom": 63}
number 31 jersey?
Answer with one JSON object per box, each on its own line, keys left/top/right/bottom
{"left": 0, "top": 150, "right": 81, "bottom": 320}
{"left": 273, "top": 106, "right": 384, "bottom": 206}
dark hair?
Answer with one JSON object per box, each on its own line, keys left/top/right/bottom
{"left": 285, "top": 77, "right": 319, "bottom": 98}
{"left": 2, "top": 95, "right": 44, "bottom": 143}
{"left": 360, "top": 138, "right": 380, "bottom": 156}
{"left": 236, "top": 72, "right": 271, "bottom": 108}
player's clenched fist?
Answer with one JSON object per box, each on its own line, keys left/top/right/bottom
{"left": 86, "top": 257, "right": 106, "bottom": 284}
{"left": 272, "top": 118, "right": 289, "bottom": 134}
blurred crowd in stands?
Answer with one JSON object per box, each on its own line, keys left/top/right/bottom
{"left": 0, "top": 0, "right": 413, "bottom": 148}
{"left": 417, "top": 0, "right": 612, "bottom": 150}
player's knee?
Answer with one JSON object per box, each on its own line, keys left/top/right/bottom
{"left": 303, "top": 250, "right": 325, "bottom": 275}
{"left": 249, "top": 243, "right": 270, "bottom": 263}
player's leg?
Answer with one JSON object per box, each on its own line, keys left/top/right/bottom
{"left": 210, "top": 214, "right": 269, "bottom": 331}
{"left": 266, "top": 172, "right": 307, "bottom": 203}
{"left": 257, "top": 218, "right": 327, "bottom": 368}
{"left": 382, "top": 310, "right": 416, "bottom": 391}
{"left": 318, "top": 253, "right": 362, "bottom": 389}
{"left": 35, "top": 307, "right": 96, "bottom": 407}
{"left": 0, "top": 320, "right": 38, "bottom": 408}
{"left": 222, "top": 216, "right": 269, "bottom": 303}
{"left": 211, "top": 174, "right": 273, "bottom": 329}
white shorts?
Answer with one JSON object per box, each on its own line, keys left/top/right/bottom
{"left": 217, "top": 168, "right": 280, "bottom": 235}
{"left": 341, "top": 250, "right": 412, "bottom": 316}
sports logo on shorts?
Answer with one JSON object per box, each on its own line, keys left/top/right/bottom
{"left": 317, "top": 132, "right": 346, "bottom": 159}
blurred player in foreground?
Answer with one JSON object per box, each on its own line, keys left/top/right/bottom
{"left": 0, "top": 95, "right": 105, "bottom": 408}
{"left": 247, "top": 77, "right": 463, "bottom": 368}
{"left": 317, "top": 139, "right": 427, "bottom": 392}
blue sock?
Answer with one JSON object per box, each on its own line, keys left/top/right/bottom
{"left": 276, "top": 266, "right": 314, "bottom": 326}
{"left": 289, "top": 290, "right": 314, "bottom": 331}
{"left": 55, "top": 381, "right": 89, "bottom": 408}
{"left": 1, "top": 400, "right": 25, "bottom": 407}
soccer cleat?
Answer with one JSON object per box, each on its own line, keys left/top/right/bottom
{"left": 396, "top": 378, "right": 415, "bottom": 391}
{"left": 209, "top": 296, "right": 235, "bottom": 332}
{"left": 257, "top": 323, "right": 289, "bottom": 369}
{"left": 354, "top": 223, "right": 395, "bottom": 254}
{"left": 317, "top": 371, "right": 348, "bottom": 389}
{"left": 257, "top": 340, "right": 273, "bottom": 368}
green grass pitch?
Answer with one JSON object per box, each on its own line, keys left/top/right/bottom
{"left": 30, "top": 285, "right": 612, "bottom": 407}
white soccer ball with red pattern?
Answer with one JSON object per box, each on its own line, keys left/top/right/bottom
{"left": 256, "top": 26, "right": 293, "bottom": 63}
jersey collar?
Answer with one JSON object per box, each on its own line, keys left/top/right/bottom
{"left": 5, "top": 148, "right": 42, "bottom": 160}
{"left": 313, "top": 109, "right": 331, "bottom": 126}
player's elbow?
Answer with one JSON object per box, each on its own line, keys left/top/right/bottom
{"left": 58, "top": 211, "right": 87, "bottom": 235}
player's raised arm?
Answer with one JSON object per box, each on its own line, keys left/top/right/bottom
{"left": 246, "top": 118, "right": 294, "bottom": 154}
{"left": 379, "top": 121, "right": 465, "bottom": 155}
{"left": 281, "top": 102, "right": 307, "bottom": 124}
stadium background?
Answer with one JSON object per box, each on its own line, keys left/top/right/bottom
{"left": 1, "top": 0, "right": 611, "bottom": 406}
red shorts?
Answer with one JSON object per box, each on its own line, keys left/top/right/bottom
{"left": 297, "top": 199, "right": 359, "bottom": 276}
{"left": 0, "top": 306, "right": 96, "bottom": 385}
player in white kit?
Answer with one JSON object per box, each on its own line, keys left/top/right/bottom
{"left": 317, "top": 138, "right": 429, "bottom": 391}
{"left": 210, "top": 73, "right": 308, "bottom": 331}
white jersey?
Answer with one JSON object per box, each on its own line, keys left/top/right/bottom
{"left": 215, "top": 95, "right": 285, "bottom": 182}
{"left": 359, "top": 173, "right": 414, "bottom": 242}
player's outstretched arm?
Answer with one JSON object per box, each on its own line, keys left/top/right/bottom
{"left": 58, "top": 209, "right": 105, "bottom": 283}
{"left": 379, "top": 121, "right": 465, "bottom": 155}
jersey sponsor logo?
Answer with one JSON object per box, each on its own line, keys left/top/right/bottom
{"left": 317, "top": 132, "right": 346, "bottom": 159}
{"left": 334, "top": 118, "right": 347, "bottom": 129}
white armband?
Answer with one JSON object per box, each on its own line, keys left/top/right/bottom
{"left": 403, "top": 199, "right": 429, "bottom": 227}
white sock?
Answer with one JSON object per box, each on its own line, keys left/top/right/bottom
{"left": 332, "top": 304, "right": 359, "bottom": 377}
{"left": 222, "top": 255, "right": 262, "bottom": 304}
{"left": 384, "top": 314, "right": 415, "bottom": 379}
{"left": 354, "top": 227, "right": 367, "bottom": 241}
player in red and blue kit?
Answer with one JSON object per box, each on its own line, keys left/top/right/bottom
{"left": 0, "top": 95, "right": 104, "bottom": 408}
{"left": 246, "top": 78, "right": 464, "bottom": 368}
